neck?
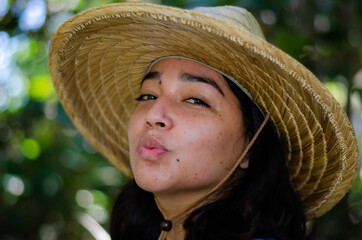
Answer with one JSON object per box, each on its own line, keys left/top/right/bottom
{"left": 154, "top": 190, "right": 212, "bottom": 240}
{"left": 154, "top": 188, "right": 210, "bottom": 219}
{"left": 154, "top": 170, "right": 246, "bottom": 240}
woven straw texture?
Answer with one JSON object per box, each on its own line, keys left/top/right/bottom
{"left": 48, "top": 3, "right": 359, "bottom": 219}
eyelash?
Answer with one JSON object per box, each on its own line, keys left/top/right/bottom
{"left": 185, "top": 98, "right": 210, "bottom": 107}
{"left": 135, "top": 94, "right": 210, "bottom": 108}
{"left": 135, "top": 94, "right": 156, "bottom": 101}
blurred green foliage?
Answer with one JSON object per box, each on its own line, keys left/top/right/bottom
{"left": 0, "top": 0, "right": 361, "bottom": 239}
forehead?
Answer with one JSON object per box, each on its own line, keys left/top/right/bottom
{"left": 149, "top": 58, "right": 224, "bottom": 80}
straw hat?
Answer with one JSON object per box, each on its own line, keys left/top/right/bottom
{"left": 48, "top": 3, "right": 359, "bottom": 219}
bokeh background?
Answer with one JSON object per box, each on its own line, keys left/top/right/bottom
{"left": 0, "top": 0, "right": 361, "bottom": 239}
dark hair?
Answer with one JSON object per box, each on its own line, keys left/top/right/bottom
{"left": 110, "top": 77, "right": 314, "bottom": 240}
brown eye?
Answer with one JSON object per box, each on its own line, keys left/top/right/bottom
{"left": 135, "top": 94, "right": 157, "bottom": 101}
{"left": 185, "top": 98, "right": 210, "bottom": 107}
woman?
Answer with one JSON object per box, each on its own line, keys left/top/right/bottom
{"left": 111, "top": 57, "right": 307, "bottom": 240}
{"left": 48, "top": 3, "right": 359, "bottom": 240}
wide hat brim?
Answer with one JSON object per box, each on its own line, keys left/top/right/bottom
{"left": 48, "top": 3, "right": 359, "bottom": 219}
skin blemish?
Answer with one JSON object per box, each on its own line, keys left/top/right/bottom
{"left": 159, "top": 79, "right": 162, "bottom": 85}
{"left": 176, "top": 159, "right": 180, "bottom": 162}
{"left": 217, "top": 131, "right": 223, "bottom": 141}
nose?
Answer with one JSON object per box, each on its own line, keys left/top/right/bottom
{"left": 144, "top": 97, "right": 173, "bottom": 130}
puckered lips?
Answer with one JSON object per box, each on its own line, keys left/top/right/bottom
{"left": 137, "top": 136, "right": 169, "bottom": 161}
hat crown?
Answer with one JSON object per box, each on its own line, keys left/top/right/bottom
{"left": 191, "top": 6, "right": 265, "bottom": 40}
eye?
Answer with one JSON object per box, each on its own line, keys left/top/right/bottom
{"left": 135, "top": 94, "right": 157, "bottom": 101}
{"left": 185, "top": 98, "right": 210, "bottom": 107}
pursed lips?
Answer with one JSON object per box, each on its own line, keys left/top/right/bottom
{"left": 137, "top": 136, "right": 169, "bottom": 161}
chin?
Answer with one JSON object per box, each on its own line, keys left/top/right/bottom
{"left": 133, "top": 171, "right": 172, "bottom": 194}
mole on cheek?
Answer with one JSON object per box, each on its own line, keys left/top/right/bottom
{"left": 159, "top": 79, "right": 162, "bottom": 85}
{"left": 176, "top": 159, "right": 180, "bottom": 162}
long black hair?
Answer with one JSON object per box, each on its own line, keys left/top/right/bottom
{"left": 110, "top": 76, "right": 314, "bottom": 240}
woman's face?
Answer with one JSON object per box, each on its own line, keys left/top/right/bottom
{"left": 128, "top": 58, "right": 246, "bottom": 198}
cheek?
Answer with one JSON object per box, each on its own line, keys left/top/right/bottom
{"left": 181, "top": 124, "right": 236, "bottom": 174}
{"left": 128, "top": 106, "right": 144, "bottom": 138}
{"left": 127, "top": 109, "right": 144, "bottom": 159}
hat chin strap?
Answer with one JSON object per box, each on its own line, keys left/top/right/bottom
{"left": 155, "top": 114, "right": 270, "bottom": 240}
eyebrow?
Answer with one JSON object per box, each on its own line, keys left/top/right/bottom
{"left": 141, "top": 71, "right": 224, "bottom": 96}
{"left": 141, "top": 71, "right": 161, "bottom": 85}
{"left": 181, "top": 73, "right": 224, "bottom": 96}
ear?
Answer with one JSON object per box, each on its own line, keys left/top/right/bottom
{"left": 239, "top": 158, "right": 249, "bottom": 169}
